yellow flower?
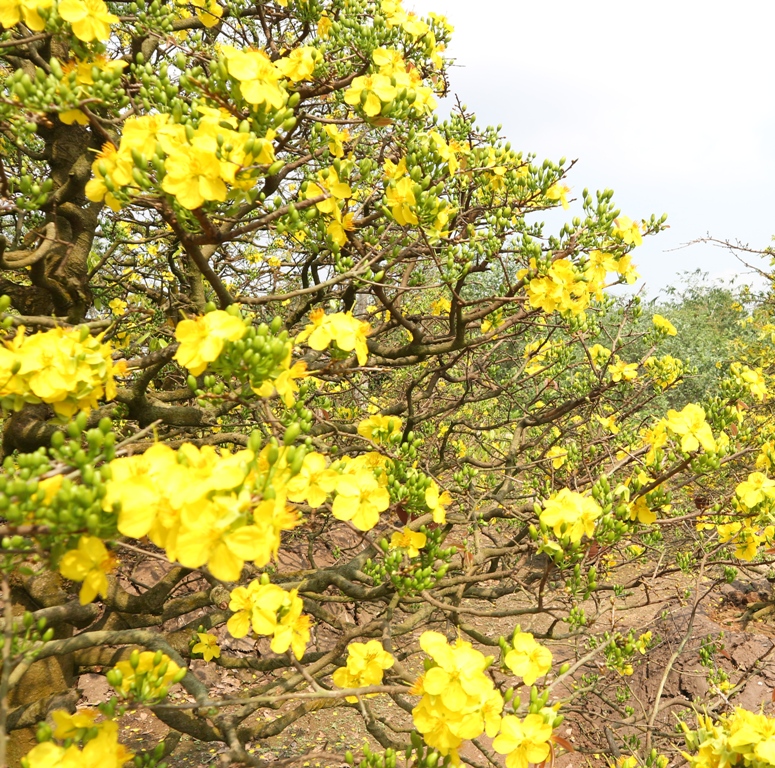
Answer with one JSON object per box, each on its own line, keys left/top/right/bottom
{"left": 81, "top": 719, "right": 134, "bottom": 767}
{"left": 546, "top": 446, "right": 567, "bottom": 469}
{"left": 323, "top": 124, "right": 350, "bottom": 158}
{"left": 418, "top": 631, "right": 492, "bottom": 711}
{"left": 191, "top": 0, "right": 222, "bottom": 26}
{"left": 731, "top": 362, "right": 768, "bottom": 401}
{"left": 665, "top": 403, "right": 716, "bottom": 454}
{"left": 316, "top": 12, "right": 332, "bottom": 37}
{"left": 608, "top": 357, "right": 638, "bottom": 382}
{"left": 504, "top": 631, "right": 552, "bottom": 686}
{"left": 22, "top": 742, "right": 68, "bottom": 767}
{"left": 226, "top": 581, "right": 310, "bottom": 659}
{"left": 333, "top": 640, "right": 394, "bottom": 700}
{"left": 492, "top": 714, "right": 553, "bottom": 768}
{"left": 85, "top": 141, "right": 134, "bottom": 211}
{"left": 425, "top": 480, "right": 452, "bottom": 524}
{"left": 285, "top": 451, "right": 338, "bottom": 508}
{"left": 431, "top": 297, "right": 452, "bottom": 316}
{"left": 332, "top": 470, "right": 390, "bottom": 530}
{"left": 108, "top": 298, "right": 127, "bottom": 316}
{"left": 735, "top": 472, "right": 775, "bottom": 510}
{"left": 58, "top": 0, "right": 118, "bottom": 41}
{"left": 273, "top": 609, "right": 311, "bottom": 660}
{"left": 385, "top": 176, "right": 419, "bottom": 226}
{"left": 546, "top": 183, "right": 570, "bottom": 209}
{"left": 390, "top": 527, "right": 427, "bottom": 557}
{"left": 0, "top": 0, "right": 52, "bottom": 31}
{"left": 612, "top": 215, "right": 643, "bottom": 247}
{"left": 59, "top": 535, "right": 116, "bottom": 605}
{"left": 162, "top": 144, "right": 228, "bottom": 210}
{"left": 24, "top": 720, "right": 133, "bottom": 768}
{"left": 174, "top": 310, "right": 246, "bottom": 376}
{"left": 540, "top": 489, "right": 601, "bottom": 543}
{"left": 192, "top": 632, "right": 221, "bottom": 661}
{"left": 594, "top": 414, "right": 620, "bottom": 434}
{"left": 297, "top": 310, "right": 371, "bottom": 365}
{"left": 652, "top": 314, "right": 677, "bottom": 336}
{"left": 343, "top": 74, "right": 397, "bottom": 117}
{"left": 222, "top": 46, "right": 287, "bottom": 109}
{"left": 357, "top": 414, "right": 402, "bottom": 443}
{"left": 411, "top": 631, "right": 501, "bottom": 761}
{"left": 276, "top": 46, "right": 321, "bottom": 82}
{"left": 51, "top": 708, "right": 98, "bottom": 739}
{"left": 628, "top": 496, "right": 656, "bottom": 525}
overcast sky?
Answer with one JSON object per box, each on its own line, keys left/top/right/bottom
{"left": 411, "top": 0, "right": 775, "bottom": 297}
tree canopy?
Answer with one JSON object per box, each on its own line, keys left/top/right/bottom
{"left": 1, "top": 1, "right": 775, "bottom": 768}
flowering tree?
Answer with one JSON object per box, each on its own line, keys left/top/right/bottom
{"left": 1, "top": 0, "right": 775, "bottom": 767}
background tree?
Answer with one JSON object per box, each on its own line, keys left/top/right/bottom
{"left": 0, "top": 1, "right": 774, "bottom": 768}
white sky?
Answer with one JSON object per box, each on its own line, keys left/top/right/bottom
{"left": 411, "top": 0, "right": 775, "bottom": 296}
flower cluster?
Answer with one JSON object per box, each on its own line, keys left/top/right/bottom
{"left": 179, "top": 309, "right": 304, "bottom": 407}
{"left": 343, "top": 47, "right": 436, "bottom": 119}
{"left": 383, "top": 156, "right": 454, "bottom": 239}
{"left": 539, "top": 489, "right": 602, "bottom": 544}
{"left": 411, "top": 631, "right": 503, "bottom": 764}
{"left": 0, "top": 326, "right": 124, "bottom": 418}
{"left": 103, "top": 442, "right": 299, "bottom": 581}
{"left": 333, "top": 640, "right": 394, "bottom": 700}
{"left": 282, "top": 448, "right": 393, "bottom": 531}
{"left": 681, "top": 708, "right": 775, "bottom": 767}
{"left": 107, "top": 650, "right": 185, "bottom": 702}
{"left": 21, "top": 719, "right": 132, "bottom": 768}
{"left": 86, "top": 107, "right": 277, "bottom": 212}
{"left": 227, "top": 579, "right": 311, "bottom": 659}
{"left": 521, "top": 259, "right": 591, "bottom": 317}
{"left": 716, "top": 517, "right": 775, "bottom": 561}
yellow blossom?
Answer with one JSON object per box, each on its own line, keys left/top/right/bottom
{"left": 390, "top": 527, "right": 427, "bottom": 557}
{"left": 174, "top": 310, "right": 246, "bottom": 376}
{"left": 59, "top": 535, "right": 116, "bottom": 605}
{"left": 665, "top": 403, "right": 716, "bottom": 454}
{"left": 652, "top": 314, "right": 677, "bottom": 335}
{"left": 58, "top": 0, "right": 118, "bottom": 41}
{"left": 504, "top": 631, "right": 552, "bottom": 686}
{"left": 493, "top": 714, "right": 553, "bottom": 768}
{"left": 191, "top": 0, "right": 222, "bottom": 26}
{"left": 0, "top": 0, "right": 52, "bottom": 31}
{"left": 297, "top": 310, "right": 371, "bottom": 365}
{"left": 608, "top": 357, "right": 638, "bottom": 382}
{"left": 425, "top": 480, "right": 452, "bottom": 524}
{"left": 333, "top": 640, "right": 394, "bottom": 700}
{"left": 612, "top": 215, "right": 642, "bottom": 246}
{"left": 540, "top": 488, "right": 601, "bottom": 543}
{"left": 192, "top": 632, "right": 221, "bottom": 661}
{"left": 332, "top": 470, "right": 390, "bottom": 530}
{"left": 344, "top": 74, "right": 397, "bottom": 117}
